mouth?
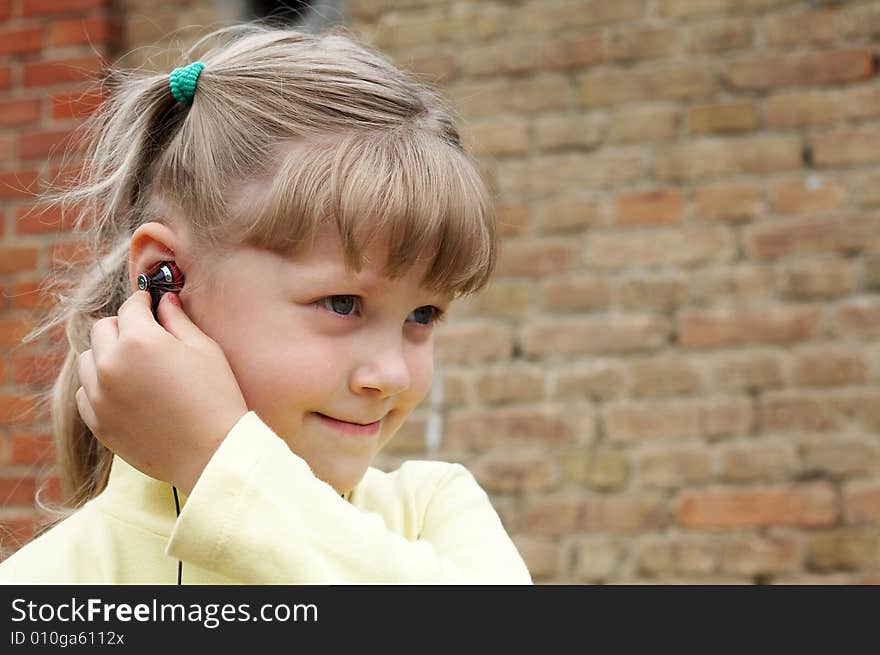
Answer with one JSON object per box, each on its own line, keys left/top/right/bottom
{"left": 314, "top": 412, "right": 382, "bottom": 437}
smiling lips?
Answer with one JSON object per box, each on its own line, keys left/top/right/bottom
{"left": 314, "top": 412, "right": 382, "bottom": 436}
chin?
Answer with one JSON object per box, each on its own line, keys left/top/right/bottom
{"left": 315, "top": 461, "right": 370, "bottom": 496}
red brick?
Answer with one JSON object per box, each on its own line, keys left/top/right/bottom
{"left": 692, "top": 183, "right": 763, "bottom": 222}
{"left": 571, "top": 537, "right": 627, "bottom": 580}
{"left": 692, "top": 264, "right": 774, "bottom": 306}
{"left": 458, "top": 38, "right": 541, "bottom": 77}
{"left": 810, "top": 128, "right": 880, "bottom": 167}
{"left": 586, "top": 226, "right": 735, "bottom": 269}
{"left": 435, "top": 322, "right": 512, "bottom": 364}
{"left": 496, "top": 238, "right": 581, "bottom": 276}
{"left": 618, "top": 274, "right": 689, "bottom": 312}
{"left": 49, "top": 239, "right": 92, "bottom": 269}
{"left": 10, "top": 431, "right": 55, "bottom": 465}
{"left": 662, "top": 0, "right": 797, "bottom": 18}
{"left": 764, "top": 11, "right": 838, "bottom": 47}
{"left": 614, "top": 189, "right": 683, "bottom": 226}
{"left": 524, "top": 496, "right": 580, "bottom": 536}
{"left": 407, "top": 53, "right": 457, "bottom": 83}
{"left": 744, "top": 215, "right": 878, "bottom": 260}
{"left": 13, "top": 352, "right": 65, "bottom": 386}
{"left": 767, "top": 90, "right": 840, "bottom": 127}
{"left": 467, "top": 117, "right": 529, "bottom": 156}
{"left": 607, "top": 27, "right": 680, "bottom": 62}
{"left": 655, "top": 136, "right": 801, "bottom": 182}
{"left": 678, "top": 305, "right": 822, "bottom": 348}
{"left": 15, "top": 202, "right": 77, "bottom": 235}
{"left": 472, "top": 451, "right": 558, "bottom": 494}
{"left": 22, "top": 0, "right": 106, "bottom": 17}
{"left": 0, "top": 66, "right": 12, "bottom": 90}
{"left": 760, "top": 393, "right": 837, "bottom": 432}
{"left": 534, "top": 114, "right": 603, "bottom": 151}
{"left": 51, "top": 86, "right": 106, "bottom": 120}
{"left": 636, "top": 447, "right": 710, "bottom": 489}
{"left": 540, "top": 276, "right": 611, "bottom": 312}
{"left": 721, "top": 537, "right": 800, "bottom": 576}
{"left": 0, "top": 171, "right": 40, "bottom": 201}
{"left": 677, "top": 483, "right": 836, "bottom": 528}
{"left": 778, "top": 258, "right": 854, "bottom": 300}
{"left": 688, "top": 102, "right": 758, "bottom": 134}
{"left": 23, "top": 55, "right": 106, "bottom": 88}
{"left": 0, "top": 246, "right": 39, "bottom": 274}
{"left": 445, "top": 407, "right": 584, "bottom": 451}
{"left": 716, "top": 441, "right": 795, "bottom": 482}
{"left": 0, "top": 476, "right": 37, "bottom": 506}
{"left": 0, "top": 99, "right": 41, "bottom": 128}
{"left": 687, "top": 17, "right": 754, "bottom": 53}
{"left": 579, "top": 65, "right": 716, "bottom": 106}
{"left": 769, "top": 177, "right": 847, "bottom": 214}
{"left": 806, "top": 529, "right": 879, "bottom": 572}
{"left": 799, "top": 438, "right": 878, "bottom": 478}
{"left": 473, "top": 364, "right": 544, "bottom": 405}
{"left": 629, "top": 357, "right": 700, "bottom": 397}
{"left": 497, "top": 151, "right": 641, "bottom": 195}
{"left": 604, "top": 400, "right": 700, "bottom": 442}
{"left": 726, "top": 48, "right": 875, "bottom": 90}
{"left": 0, "top": 517, "right": 40, "bottom": 551}
{"left": 707, "top": 351, "right": 785, "bottom": 392}
{"left": 0, "top": 0, "right": 11, "bottom": 20}
{"left": 542, "top": 34, "right": 604, "bottom": 70}
{"left": 19, "top": 127, "right": 83, "bottom": 160}
{"left": 609, "top": 107, "right": 679, "bottom": 143}
{"left": 700, "top": 396, "right": 753, "bottom": 438}
{"left": 554, "top": 360, "right": 626, "bottom": 401}
{"left": 495, "top": 203, "right": 530, "bottom": 237}
{"left": 11, "top": 279, "right": 57, "bottom": 312}
{"left": 581, "top": 495, "right": 669, "bottom": 533}
{"left": 0, "top": 26, "right": 44, "bottom": 56}
{"left": 512, "top": 0, "right": 645, "bottom": 33}
{"left": 535, "top": 197, "right": 603, "bottom": 235}
{"left": 834, "top": 297, "right": 880, "bottom": 338}
{"left": 844, "top": 481, "right": 880, "bottom": 525}
{"left": 50, "top": 15, "right": 115, "bottom": 47}
{"left": 842, "top": 85, "right": 880, "bottom": 121}
{"left": 521, "top": 315, "right": 669, "bottom": 357}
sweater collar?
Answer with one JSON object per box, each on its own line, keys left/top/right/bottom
{"left": 93, "top": 452, "right": 353, "bottom": 536}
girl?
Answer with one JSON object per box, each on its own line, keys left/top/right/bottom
{"left": 0, "top": 22, "right": 532, "bottom": 584}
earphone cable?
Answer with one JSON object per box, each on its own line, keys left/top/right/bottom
{"left": 172, "top": 486, "right": 182, "bottom": 585}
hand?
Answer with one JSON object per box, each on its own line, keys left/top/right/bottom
{"left": 75, "top": 290, "right": 249, "bottom": 496}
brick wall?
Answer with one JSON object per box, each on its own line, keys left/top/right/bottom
{"left": 2, "top": 0, "right": 879, "bottom": 583}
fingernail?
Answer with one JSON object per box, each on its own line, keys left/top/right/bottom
{"left": 167, "top": 293, "right": 181, "bottom": 307}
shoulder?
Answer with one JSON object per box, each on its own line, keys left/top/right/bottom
{"left": 359, "top": 459, "right": 483, "bottom": 507}
{"left": 0, "top": 505, "right": 105, "bottom": 584}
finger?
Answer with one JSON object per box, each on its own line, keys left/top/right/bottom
{"left": 89, "top": 316, "right": 118, "bottom": 369}
{"left": 116, "top": 289, "right": 159, "bottom": 338}
{"left": 76, "top": 349, "right": 99, "bottom": 406}
{"left": 75, "top": 386, "right": 99, "bottom": 436}
{"left": 156, "top": 292, "right": 210, "bottom": 345}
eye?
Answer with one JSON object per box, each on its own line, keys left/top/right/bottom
{"left": 316, "top": 295, "right": 448, "bottom": 327}
{"left": 319, "top": 295, "right": 357, "bottom": 316}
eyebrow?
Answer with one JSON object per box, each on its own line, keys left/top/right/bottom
{"left": 295, "top": 269, "right": 452, "bottom": 304}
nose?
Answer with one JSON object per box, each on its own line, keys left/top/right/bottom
{"left": 349, "top": 333, "right": 413, "bottom": 398}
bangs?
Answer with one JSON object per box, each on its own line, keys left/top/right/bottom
{"left": 224, "top": 128, "right": 497, "bottom": 298}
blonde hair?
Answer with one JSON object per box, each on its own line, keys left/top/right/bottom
{"left": 13, "top": 21, "right": 497, "bottom": 542}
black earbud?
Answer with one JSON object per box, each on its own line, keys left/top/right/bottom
{"left": 136, "top": 261, "right": 185, "bottom": 319}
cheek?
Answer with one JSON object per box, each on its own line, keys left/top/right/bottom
{"left": 406, "top": 347, "right": 435, "bottom": 403}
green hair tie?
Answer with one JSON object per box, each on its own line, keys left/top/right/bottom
{"left": 169, "top": 61, "right": 205, "bottom": 106}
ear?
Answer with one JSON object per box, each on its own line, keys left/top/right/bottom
{"left": 128, "top": 222, "right": 186, "bottom": 293}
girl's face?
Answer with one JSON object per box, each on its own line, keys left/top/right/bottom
{"left": 176, "top": 221, "right": 451, "bottom": 495}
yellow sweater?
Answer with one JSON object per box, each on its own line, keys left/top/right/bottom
{"left": 0, "top": 411, "right": 532, "bottom": 584}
